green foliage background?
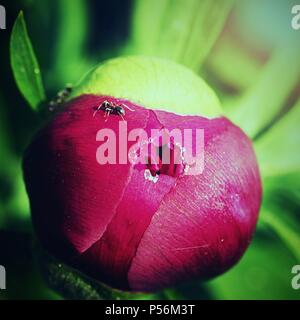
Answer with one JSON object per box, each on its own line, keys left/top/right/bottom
{"left": 0, "top": 0, "right": 299, "bottom": 299}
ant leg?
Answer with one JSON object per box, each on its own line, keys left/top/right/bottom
{"left": 119, "top": 113, "right": 125, "bottom": 121}
{"left": 121, "top": 103, "right": 135, "bottom": 112}
{"left": 104, "top": 110, "right": 111, "bottom": 122}
{"left": 93, "top": 100, "right": 109, "bottom": 117}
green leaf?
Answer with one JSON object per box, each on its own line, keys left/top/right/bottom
{"left": 130, "top": 0, "right": 234, "bottom": 72}
{"left": 254, "top": 98, "right": 300, "bottom": 178}
{"left": 204, "top": 33, "right": 263, "bottom": 96}
{"left": 227, "top": 45, "right": 300, "bottom": 138}
{"left": 47, "top": 0, "right": 91, "bottom": 88}
{"left": 262, "top": 172, "right": 300, "bottom": 205}
{"left": 259, "top": 209, "right": 300, "bottom": 262}
{"left": 10, "top": 11, "right": 46, "bottom": 110}
{"left": 0, "top": 94, "right": 29, "bottom": 226}
{"left": 207, "top": 234, "right": 300, "bottom": 299}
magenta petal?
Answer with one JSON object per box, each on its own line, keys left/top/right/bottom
{"left": 128, "top": 118, "right": 261, "bottom": 291}
{"left": 80, "top": 170, "right": 176, "bottom": 289}
{"left": 23, "top": 95, "right": 262, "bottom": 292}
{"left": 79, "top": 110, "right": 177, "bottom": 289}
{"left": 23, "top": 95, "right": 149, "bottom": 256}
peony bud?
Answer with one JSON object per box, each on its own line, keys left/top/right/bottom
{"left": 23, "top": 56, "right": 261, "bottom": 292}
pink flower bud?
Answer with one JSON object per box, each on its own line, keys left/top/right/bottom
{"left": 23, "top": 57, "right": 262, "bottom": 292}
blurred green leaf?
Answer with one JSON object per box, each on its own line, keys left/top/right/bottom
{"left": 203, "top": 33, "right": 263, "bottom": 97}
{"left": 263, "top": 172, "right": 300, "bottom": 206}
{"left": 0, "top": 94, "right": 29, "bottom": 227}
{"left": 47, "top": 0, "right": 91, "bottom": 88}
{"left": 259, "top": 209, "right": 300, "bottom": 261}
{"left": 228, "top": 46, "right": 300, "bottom": 138}
{"left": 130, "top": 0, "right": 234, "bottom": 72}
{"left": 254, "top": 98, "right": 300, "bottom": 178}
{"left": 207, "top": 234, "right": 299, "bottom": 299}
{"left": 10, "top": 11, "right": 46, "bottom": 110}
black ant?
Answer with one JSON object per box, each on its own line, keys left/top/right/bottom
{"left": 93, "top": 100, "right": 134, "bottom": 121}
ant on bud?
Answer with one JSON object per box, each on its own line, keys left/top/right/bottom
{"left": 93, "top": 100, "right": 134, "bottom": 121}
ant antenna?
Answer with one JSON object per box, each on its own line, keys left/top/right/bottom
{"left": 93, "top": 105, "right": 101, "bottom": 117}
{"left": 121, "top": 103, "right": 135, "bottom": 112}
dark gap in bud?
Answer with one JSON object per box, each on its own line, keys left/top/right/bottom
{"left": 145, "top": 143, "right": 185, "bottom": 178}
